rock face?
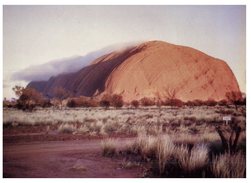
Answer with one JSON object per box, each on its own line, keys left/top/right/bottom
{"left": 28, "top": 41, "right": 240, "bottom": 102}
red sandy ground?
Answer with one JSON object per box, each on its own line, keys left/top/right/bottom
{"left": 3, "top": 132, "right": 142, "bottom": 178}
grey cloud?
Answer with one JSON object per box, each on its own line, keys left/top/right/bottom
{"left": 11, "top": 41, "right": 140, "bottom": 82}
{"left": 12, "top": 56, "right": 91, "bottom": 82}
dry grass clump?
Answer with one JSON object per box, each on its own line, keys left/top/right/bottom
{"left": 124, "top": 134, "right": 177, "bottom": 174}
{"left": 177, "top": 144, "right": 208, "bottom": 173}
{"left": 137, "top": 135, "right": 158, "bottom": 159}
{"left": 120, "top": 160, "right": 141, "bottom": 169}
{"left": 124, "top": 134, "right": 209, "bottom": 175}
{"left": 76, "top": 125, "right": 89, "bottom": 134}
{"left": 71, "top": 160, "right": 87, "bottom": 172}
{"left": 123, "top": 134, "right": 157, "bottom": 159}
{"left": 101, "top": 138, "right": 117, "bottom": 157}
{"left": 174, "top": 145, "right": 189, "bottom": 163}
{"left": 156, "top": 135, "right": 176, "bottom": 174}
{"left": 103, "top": 121, "right": 122, "bottom": 135}
{"left": 211, "top": 152, "right": 246, "bottom": 178}
{"left": 58, "top": 123, "right": 76, "bottom": 134}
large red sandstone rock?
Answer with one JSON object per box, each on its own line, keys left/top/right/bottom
{"left": 28, "top": 41, "right": 240, "bottom": 102}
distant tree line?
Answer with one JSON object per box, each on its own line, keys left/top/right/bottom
{"left": 3, "top": 85, "right": 245, "bottom": 111}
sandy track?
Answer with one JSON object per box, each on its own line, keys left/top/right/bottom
{"left": 3, "top": 138, "right": 141, "bottom": 178}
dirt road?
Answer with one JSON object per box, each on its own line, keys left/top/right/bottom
{"left": 3, "top": 138, "right": 141, "bottom": 178}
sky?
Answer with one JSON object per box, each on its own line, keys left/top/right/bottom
{"left": 3, "top": 5, "right": 246, "bottom": 99}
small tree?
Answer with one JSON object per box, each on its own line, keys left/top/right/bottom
{"left": 13, "top": 85, "right": 44, "bottom": 111}
{"left": 164, "top": 98, "right": 183, "bottom": 107}
{"left": 81, "top": 98, "right": 98, "bottom": 107}
{"left": 218, "top": 99, "right": 228, "bottom": 106}
{"left": 186, "top": 99, "right": 204, "bottom": 107}
{"left": 131, "top": 100, "right": 139, "bottom": 108}
{"left": 111, "top": 94, "right": 123, "bottom": 108}
{"left": 67, "top": 99, "right": 77, "bottom": 108}
{"left": 204, "top": 99, "right": 217, "bottom": 106}
{"left": 140, "top": 97, "right": 155, "bottom": 106}
{"left": 100, "top": 94, "right": 111, "bottom": 109}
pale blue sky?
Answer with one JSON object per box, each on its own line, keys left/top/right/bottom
{"left": 3, "top": 5, "right": 246, "bottom": 99}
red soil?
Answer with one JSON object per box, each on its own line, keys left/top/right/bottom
{"left": 3, "top": 136, "right": 141, "bottom": 178}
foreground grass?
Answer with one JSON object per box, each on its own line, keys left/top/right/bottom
{"left": 102, "top": 134, "right": 245, "bottom": 178}
{"left": 211, "top": 151, "right": 246, "bottom": 178}
{"left": 101, "top": 138, "right": 117, "bottom": 157}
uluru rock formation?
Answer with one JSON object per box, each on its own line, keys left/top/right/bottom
{"left": 27, "top": 40, "right": 241, "bottom": 102}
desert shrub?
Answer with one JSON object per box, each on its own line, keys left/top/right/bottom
{"left": 226, "top": 91, "right": 245, "bottom": 109}
{"left": 186, "top": 101, "right": 194, "bottom": 106}
{"left": 78, "top": 97, "right": 98, "bottom": 107}
{"left": 100, "top": 94, "right": 111, "bottom": 108}
{"left": 16, "top": 100, "right": 36, "bottom": 111}
{"left": 177, "top": 144, "right": 208, "bottom": 173}
{"left": 13, "top": 86, "right": 45, "bottom": 111}
{"left": 100, "top": 100, "right": 110, "bottom": 108}
{"left": 66, "top": 97, "right": 98, "bottom": 108}
{"left": 103, "top": 120, "right": 123, "bottom": 135}
{"left": 163, "top": 99, "right": 184, "bottom": 107}
{"left": 3, "top": 99, "right": 17, "bottom": 108}
{"left": 131, "top": 100, "right": 139, "bottom": 108}
{"left": 133, "top": 135, "right": 158, "bottom": 159}
{"left": 127, "top": 135, "right": 176, "bottom": 174}
{"left": 226, "top": 91, "right": 242, "bottom": 103}
{"left": 204, "top": 99, "right": 217, "bottom": 106}
{"left": 40, "top": 99, "right": 52, "bottom": 108}
{"left": 67, "top": 99, "right": 77, "bottom": 107}
{"left": 216, "top": 109, "right": 234, "bottom": 115}
{"left": 126, "top": 135, "right": 208, "bottom": 176}
{"left": 77, "top": 125, "right": 90, "bottom": 134}
{"left": 101, "top": 138, "right": 117, "bottom": 157}
{"left": 233, "top": 99, "right": 246, "bottom": 106}
{"left": 211, "top": 152, "right": 245, "bottom": 178}
{"left": 186, "top": 100, "right": 204, "bottom": 106}
{"left": 218, "top": 99, "right": 228, "bottom": 106}
{"left": 193, "top": 99, "right": 205, "bottom": 106}
{"left": 120, "top": 135, "right": 212, "bottom": 177}
{"left": 111, "top": 94, "right": 124, "bottom": 108}
{"left": 156, "top": 135, "right": 176, "bottom": 174}
{"left": 140, "top": 97, "right": 155, "bottom": 106}
{"left": 86, "top": 99, "right": 99, "bottom": 107}
{"left": 58, "top": 123, "right": 76, "bottom": 134}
